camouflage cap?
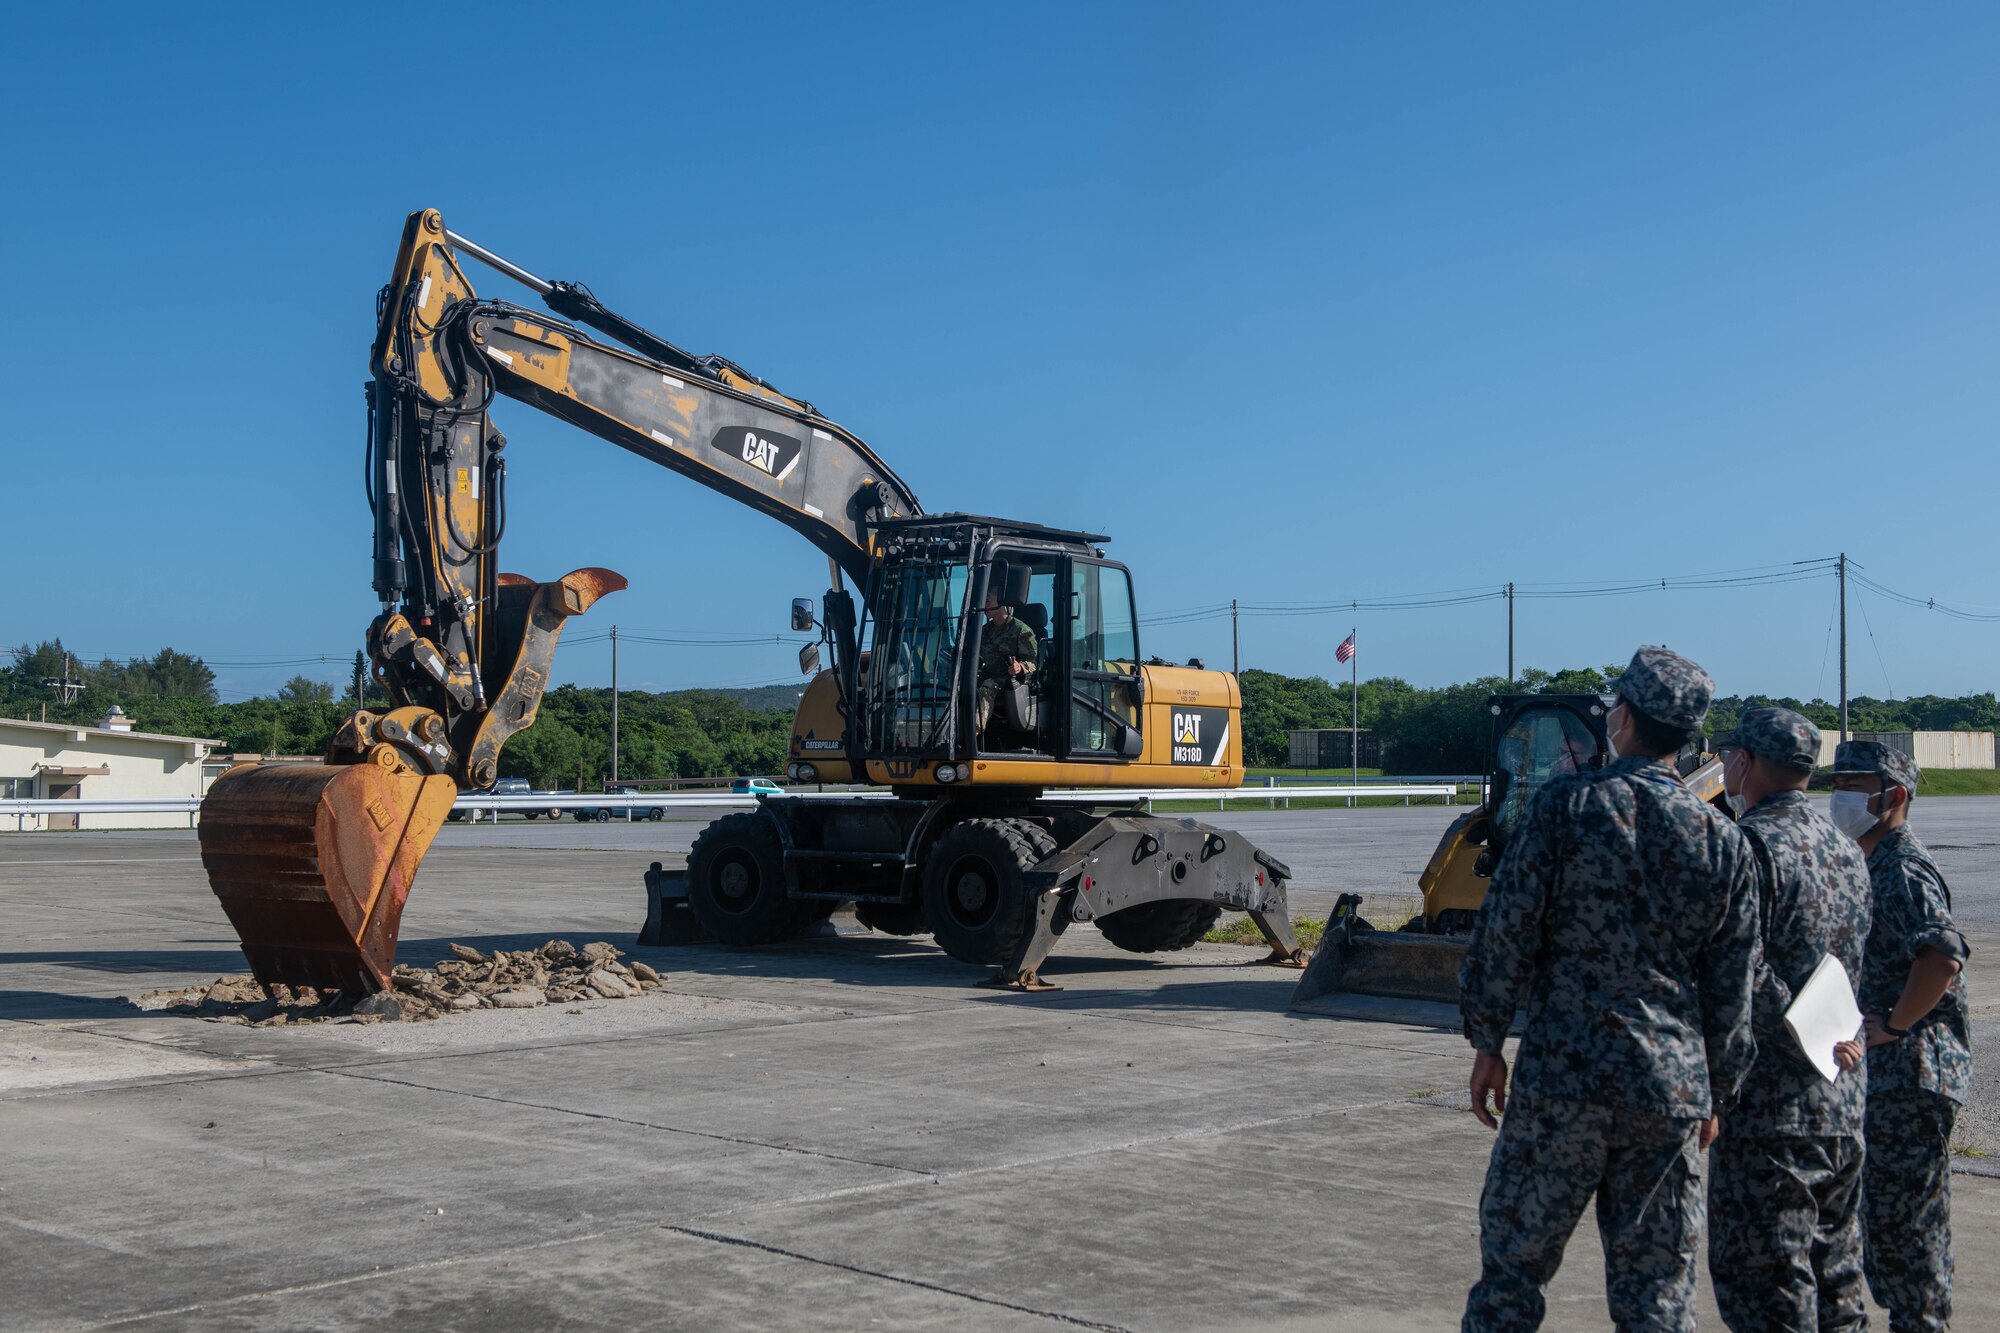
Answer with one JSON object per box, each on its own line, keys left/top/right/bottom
{"left": 1612, "top": 645, "right": 1714, "bottom": 732}
{"left": 1715, "top": 706, "right": 1820, "bottom": 771}
{"left": 1831, "top": 739, "right": 1922, "bottom": 793}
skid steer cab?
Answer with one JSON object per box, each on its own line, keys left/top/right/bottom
{"left": 1292, "top": 694, "right": 1728, "bottom": 1010}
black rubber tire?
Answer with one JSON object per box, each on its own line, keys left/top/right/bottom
{"left": 920, "top": 818, "right": 1056, "bottom": 966}
{"left": 526, "top": 811, "right": 541, "bottom": 820}
{"left": 647, "top": 807, "right": 665, "bottom": 822}
{"left": 686, "top": 811, "right": 804, "bottom": 946}
{"left": 1095, "top": 900, "right": 1224, "bottom": 954}
{"left": 447, "top": 810, "right": 464, "bottom": 823}
{"left": 854, "top": 901, "right": 930, "bottom": 936}
{"left": 573, "top": 810, "right": 592, "bottom": 822}
{"left": 597, "top": 807, "right": 613, "bottom": 823}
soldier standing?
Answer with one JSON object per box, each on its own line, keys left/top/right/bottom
{"left": 1460, "top": 646, "right": 1759, "bottom": 1333}
{"left": 1706, "top": 707, "right": 1872, "bottom": 1332}
{"left": 1831, "top": 741, "right": 1971, "bottom": 1333}
{"left": 975, "top": 591, "right": 1038, "bottom": 739}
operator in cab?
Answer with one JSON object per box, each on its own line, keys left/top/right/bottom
{"left": 975, "top": 591, "right": 1038, "bottom": 741}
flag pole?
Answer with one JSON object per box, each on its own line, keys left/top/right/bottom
{"left": 1350, "top": 626, "right": 1358, "bottom": 788}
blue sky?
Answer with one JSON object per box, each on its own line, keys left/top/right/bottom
{"left": 5, "top": 4, "right": 1995, "bottom": 703}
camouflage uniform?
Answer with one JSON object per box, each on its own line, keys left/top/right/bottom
{"left": 975, "top": 611, "right": 1038, "bottom": 732}
{"left": 1706, "top": 708, "right": 1873, "bottom": 1333}
{"left": 1839, "top": 742, "right": 1971, "bottom": 1333}
{"left": 1461, "top": 647, "right": 1759, "bottom": 1333}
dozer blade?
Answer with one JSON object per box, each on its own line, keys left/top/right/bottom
{"left": 1290, "top": 894, "right": 1469, "bottom": 1010}
{"left": 198, "top": 761, "right": 457, "bottom": 995}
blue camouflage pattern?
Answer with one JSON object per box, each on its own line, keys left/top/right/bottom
{"left": 1716, "top": 706, "right": 1821, "bottom": 772}
{"left": 1464, "top": 1096, "right": 1704, "bottom": 1333}
{"left": 1613, "top": 645, "right": 1714, "bottom": 732}
{"left": 1860, "top": 827, "right": 1971, "bottom": 1103}
{"left": 1726, "top": 789, "right": 1873, "bottom": 1137}
{"left": 1864, "top": 1088, "right": 1956, "bottom": 1333}
{"left": 1459, "top": 754, "right": 1760, "bottom": 1116}
{"left": 1832, "top": 739, "right": 1922, "bottom": 795}
{"left": 1707, "top": 1134, "right": 1867, "bottom": 1333}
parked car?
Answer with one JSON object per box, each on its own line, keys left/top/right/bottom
{"left": 451, "top": 778, "right": 562, "bottom": 821}
{"left": 574, "top": 786, "right": 665, "bottom": 822}
{"left": 731, "top": 777, "right": 785, "bottom": 797}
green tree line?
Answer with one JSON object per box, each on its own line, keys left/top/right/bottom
{"left": 9, "top": 638, "right": 1995, "bottom": 785}
{"left": 1240, "top": 663, "right": 2000, "bottom": 773}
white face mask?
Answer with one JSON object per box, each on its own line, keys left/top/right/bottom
{"left": 1829, "top": 790, "right": 1879, "bottom": 840}
{"left": 1724, "top": 791, "right": 1748, "bottom": 818}
{"left": 1606, "top": 702, "right": 1626, "bottom": 758}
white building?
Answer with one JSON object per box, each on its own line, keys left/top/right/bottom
{"left": 0, "top": 709, "right": 219, "bottom": 830}
{"left": 1814, "top": 730, "right": 1997, "bottom": 771}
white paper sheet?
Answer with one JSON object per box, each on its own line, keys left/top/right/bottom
{"left": 1783, "top": 953, "right": 1865, "bottom": 1083}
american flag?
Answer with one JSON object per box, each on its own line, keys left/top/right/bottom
{"left": 1335, "top": 632, "right": 1356, "bottom": 664}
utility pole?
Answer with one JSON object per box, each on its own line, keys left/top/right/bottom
{"left": 1231, "top": 599, "right": 1239, "bottom": 676}
{"left": 1837, "top": 553, "right": 1848, "bottom": 741}
{"left": 610, "top": 624, "right": 620, "bottom": 786}
{"left": 1505, "top": 582, "right": 1515, "bottom": 683}
{"left": 45, "top": 653, "right": 82, "bottom": 704}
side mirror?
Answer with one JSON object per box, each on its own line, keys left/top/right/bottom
{"left": 791, "top": 597, "right": 816, "bottom": 632}
{"left": 799, "top": 642, "right": 822, "bottom": 676}
{"left": 1117, "top": 725, "right": 1144, "bottom": 759}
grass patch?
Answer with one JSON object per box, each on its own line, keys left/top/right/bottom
{"left": 1917, "top": 769, "right": 2000, "bottom": 797}
{"left": 1247, "top": 766, "right": 1386, "bottom": 779}
{"left": 1951, "top": 1134, "right": 1991, "bottom": 1159}
{"left": 1151, "top": 794, "right": 1466, "bottom": 813}
{"left": 1202, "top": 893, "right": 1425, "bottom": 947}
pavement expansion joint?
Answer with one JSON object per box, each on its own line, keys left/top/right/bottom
{"left": 660, "top": 1224, "right": 1137, "bottom": 1332}
{"left": 56, "top": 1219, "right": 678, "bottom": 1331}
{"left": 319, "top": 1063, "right": 941, "bottom": 1181}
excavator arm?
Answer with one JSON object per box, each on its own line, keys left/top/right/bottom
{"left": 201, "top": 208, "right": 921, "bottom": 994}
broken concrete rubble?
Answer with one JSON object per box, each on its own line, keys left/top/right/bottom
{"left": 128, "top": 940, "right": 663, "bottom": 1025}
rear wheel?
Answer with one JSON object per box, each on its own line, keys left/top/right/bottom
{"left": 1095, "top": 900, "right": 1223, "bottom": 953}
{"left": 647, "top": 807, "right": 665, "bottom": 822}
{"left": 686, "top": 812, "right": 803, "bottom": 946}
{"left": 921, "top": 818, "right": 1056, "bottom": 966}
{"left": 855, "top": 901, "right": 930, "bottom": 936}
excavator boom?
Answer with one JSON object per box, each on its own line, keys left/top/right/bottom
{"left": 202, "top": 208, "right": 920, "bottom": 994}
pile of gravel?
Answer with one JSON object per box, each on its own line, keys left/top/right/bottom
{"left": 129, "top": 940, "right": 664, "bottom": 1025}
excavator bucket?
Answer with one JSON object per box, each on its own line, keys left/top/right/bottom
{"left": 198, "top": 761, "right": 456, "bottom": 995}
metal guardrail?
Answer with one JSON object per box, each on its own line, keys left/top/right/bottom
{"left": 1, "top": 782, "right": 1459, "bottom": 829}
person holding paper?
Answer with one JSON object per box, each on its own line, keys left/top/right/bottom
{"left": 1832, "top": 740, "right": 1970, "bottom": 1333}
{"left": 1458, "top": 647, "right": 1758, "bottom": 1333}
{"left": 1705, "top": 707, "right": 1873, "bottom": 1332}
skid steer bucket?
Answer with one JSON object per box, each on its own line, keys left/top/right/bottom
{"left": 1291, "top": 894, "right": 1469, "bottom": 1009}
{"left": 198, "top": 761, "right": 456, "bottom": 995}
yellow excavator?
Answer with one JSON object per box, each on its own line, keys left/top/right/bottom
{"left": 199, "top": 209, "right": 1305, "bottom": 997}
{"left": 1291, "top": 692, "right": 1726, "bottom": 1009}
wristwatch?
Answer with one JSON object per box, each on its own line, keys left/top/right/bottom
{"left": 1881, "top": 1015, "right": 1910, "bottom": 1039}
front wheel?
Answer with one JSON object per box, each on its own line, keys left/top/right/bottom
{"left": 920, "top": 818, "right": 1056, "bottom": 966}
{"left": 686, "top": 812, "right": 804, "bottom": 946}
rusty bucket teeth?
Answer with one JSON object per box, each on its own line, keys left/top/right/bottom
{"left": 198, "top": 763, "right": 456, "bottom": 995}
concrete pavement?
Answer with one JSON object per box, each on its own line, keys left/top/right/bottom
{"left": 3, "top": 805, "right": 1996, "bottom": 1330}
